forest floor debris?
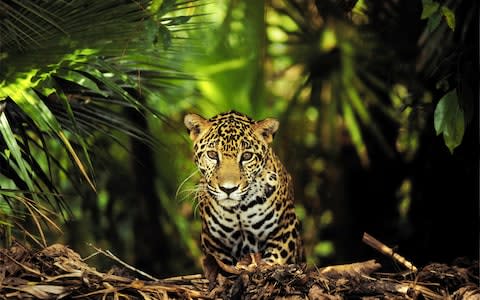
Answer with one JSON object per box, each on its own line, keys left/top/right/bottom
{"left": 0, "top": 242, "right": 478, "bottom": 299}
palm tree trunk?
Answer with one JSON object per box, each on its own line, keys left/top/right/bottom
{"left": 124, "top": 89, "right": 173, "bottom": 276}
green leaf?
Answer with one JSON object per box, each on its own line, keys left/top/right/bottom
{"left": 53, "top": 81, "right": 96, "bottom": 190}
{"left": 5, "top": 87, "right": 61, "bottom": 133}
{"left": 426, "top": 10, "right": 442, "bottom": 33}
{"left": 158, "top": 0, "right": 176, "bottom": 14}
{"left": 166, "top": 16, "right": 191, "bottom": 26}
{"left": 158, "top": 25, "right": 172, "bottom": 50}
{"left": 150, "top": 0, "right": 164, "bottom": 13}
{"left": 314, "top": 241, "right": 334, "bottom": 257}
{"left": 421, "top": 0, "right": 440, "bottom": 19}
{"left": 342, "top": 99, "right": 369, "bottom": 166}
{"left": 441, "top": 6, "right": 455, "bottom": 31}
{"left": 434, "top": 89, "right": 465, "bottom": 153}
{"left": 61, "top": 70, "right": 108, "bottom": 97}
{"left": 0, "top": 113, "right": 35, "bottom": 193}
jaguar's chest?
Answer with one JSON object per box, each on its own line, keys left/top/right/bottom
{"left": 205, "top": 195, "right": 283, "bottom": 258}
{"left": 201, "top": 171, "right": 287, "bottom": 259}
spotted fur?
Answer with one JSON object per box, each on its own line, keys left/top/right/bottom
{"left": 184, "top": 111, "right": 304, "bottom": 266}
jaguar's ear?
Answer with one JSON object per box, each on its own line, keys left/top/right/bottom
{"left": 254, "top": 118, "right": 279, "bottom": 144}
{"left": 184, "top": 113, "right": 210, "bottom": 142}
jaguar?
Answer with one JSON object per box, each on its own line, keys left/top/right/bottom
{"left": 184, "top": 111, "right": 304, "bottom": 267}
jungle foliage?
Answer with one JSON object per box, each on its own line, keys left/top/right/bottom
{"left": 0, "top": 0, "right": 477, "bottom": 276}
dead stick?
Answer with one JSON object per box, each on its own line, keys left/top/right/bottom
{"left": 362, "top": 232, "right": 418, "bottom": 272}
{"left": 88, "top": 243, "right": 160, "bottom": 281}
{"left": 144, "top": 284, "right": 208, "bottom": 298}
{"left": 161, "top": 274, "right": 205, "bottom": 282}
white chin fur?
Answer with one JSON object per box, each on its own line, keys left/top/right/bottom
{"left": 217, "top": 192, "right": 242, "bottom": 201}
{"left": 217, "top": 198, "right": 241, "bottom": 208}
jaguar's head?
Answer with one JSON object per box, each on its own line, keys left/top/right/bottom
{"left": 184, "top": 111, "right": 279, "bottom": 207}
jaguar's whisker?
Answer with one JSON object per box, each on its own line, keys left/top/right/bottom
{"left": 180, "top": 183, "right": 205, "bottom": 201}
{"left": 176, "top": 188, "right": 199, "bottom": 203}
{"left": 175, "top": 169, "right": 200, "bottom": 201}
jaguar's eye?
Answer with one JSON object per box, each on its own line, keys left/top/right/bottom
{"left": 207, "top": 150, "right": 218, "bottom": 160}
{"left": 241, "top": 152, "right": 253, "bottom": 162}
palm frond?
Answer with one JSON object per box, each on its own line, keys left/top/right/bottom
{"left": 267, "top": 0, "right": 401, "bottom": 165}
{"left": 0, "top": 0, "right": 203, "bottom": 243}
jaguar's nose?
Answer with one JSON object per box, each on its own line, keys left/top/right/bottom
{"left": 219, "top": 185, "right": 239, "bottom": 195}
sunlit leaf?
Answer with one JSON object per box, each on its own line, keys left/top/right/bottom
{"left": 150, "top": 0, "right": 164, "bottom": 13}
{"left": 434, "top": 89, "right": 464, "bottom": 153}
{"left": 342, "top": 100, "right": 369, "bottom": 166}
{"left": 5, "top": 87, "right": 60, "bottom": 132}
{"left": 320, "top": 29, "right": 337, "bottom": 51}
{"left": 314, "top": 241, "right": 334, "bottom": 257}
{"left": 352, "top": 0, "right": 367, "bottom": 18}
{"left": 0, "top": 114, "right": 35, "bottom": 192}
{"left": 441, "top": 6, "right": 456, "bottom": 31}
{"left": 346, "top": 85, "right": 369, "bottom": 123}
{"left": 59, "top": 70, "right": 108, "bottom": 97}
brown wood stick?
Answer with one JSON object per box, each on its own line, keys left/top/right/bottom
{"left": 88, "top": 243, "right": 160, "bottom": 281}
{"left": 362, "top": 232, "right": 418, "bottom": 272}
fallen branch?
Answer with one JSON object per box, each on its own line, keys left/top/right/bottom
{"left": 87, "top": 243, "right": 160, "bottom": 281}
{"left": 362, "top": 232, "right": 418, "bottom": 272}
